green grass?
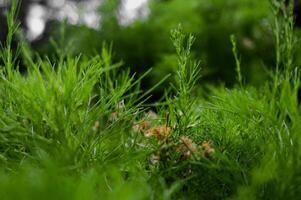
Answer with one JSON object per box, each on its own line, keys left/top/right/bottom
{"left": 1, "top": 0, "right": 301, "bottom": 199}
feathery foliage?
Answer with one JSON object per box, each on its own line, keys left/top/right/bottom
{"left": 0, "top": 0, "right": 301, "bottom": 199}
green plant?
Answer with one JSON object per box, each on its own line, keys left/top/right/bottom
{"left": 167, "top": 25, "right": 201, "bottom": 135}
{"left": 231, "top": 34, "right": 243, "bottom": 87}
{"left": 1, "top": 0, "right": 301, "bottom": 199}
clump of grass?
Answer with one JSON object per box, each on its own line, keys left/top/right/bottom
{"left": 237, "top": 1, "right": 301, "bottom": 199}
{"left": 1, "top": 0, "right": 301, "bottom": 199}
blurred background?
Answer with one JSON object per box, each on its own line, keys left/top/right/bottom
{"left": 1, "top": 0, "right": 301, "bottom": 99}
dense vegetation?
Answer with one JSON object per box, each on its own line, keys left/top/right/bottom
{"left": 1, "top": 0, "right": 301, "bottom": 199}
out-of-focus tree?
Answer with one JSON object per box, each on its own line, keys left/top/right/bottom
{"left": 93, "top": 0, "right": 274, "bottom": 88}
{"left": 18, "top": 0, "right": 275, "bottom": 96}
{"left": 2, "top": 0, "right": 301, "bottom": 96}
